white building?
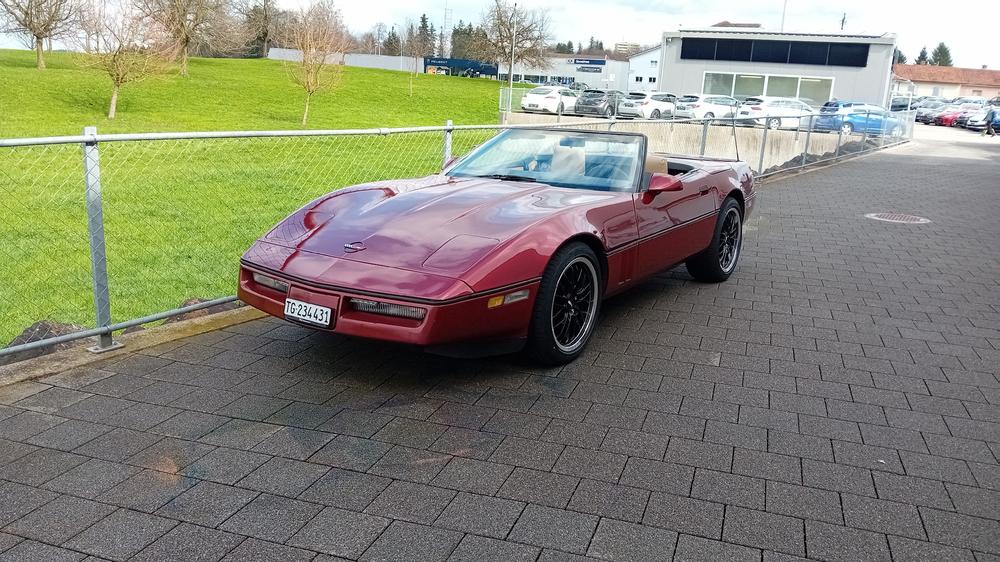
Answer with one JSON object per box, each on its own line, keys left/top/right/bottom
{"left": 498, "top": 57, "right": 630, "bottom": 91}
{"left": 628, "top": 46, "right": 662, "bottom": 92}
{"left": 656, "top": 28, "right": 897, "bottom": 106}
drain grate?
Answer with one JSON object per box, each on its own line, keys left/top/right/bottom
{"left": 864, "top": 213, "right": 931, "bottom": 224}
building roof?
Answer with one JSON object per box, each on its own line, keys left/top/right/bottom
{"left": 711, "top": 21, "right": 762, "bottom": 28}
{"left": 627, "top": 45, "right": 662, "bottom": 60}
{"left": 893, "top": 64, "right": 1000, "bottom": 87}
{"left": 666, "top": 29, "right": 895, "bottom": 45}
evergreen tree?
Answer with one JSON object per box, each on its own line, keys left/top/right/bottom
{"left": 893, "top": 48, "right": 907, "bottom": 64}
{"left": 383, "top": 28, "right": 401, "bottom": 56}
{"left": 929, "top": 42, "right": 953, "bottom": 66}
{"left": 416, "top": 14, "right": 436, "bottom": 57}
{"left": 566, "top": 40, "right": 573, "bottom": 53}
{"left": 915, "top": 46, "right": 929, "bottom": 64}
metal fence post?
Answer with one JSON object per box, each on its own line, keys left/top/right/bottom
{"left": 443, "top": 120, "right": 453, "bottom": 168}
{"left": 757, "top": 125, "right": 768, "bottom": 175}
{"left": 82, "top": 126, "right": 122, "bottom": 353}
{"left": 699, "top": 119, "right": 710, "bottom": 156}
{"left": 835, "top": 127, "right": 843, "bottom": 157}
{"left": 861, "top": 111, "right": 869, "bottom": 151}
{"left": 801, "top": 115, "right": 813, "bottom": 167}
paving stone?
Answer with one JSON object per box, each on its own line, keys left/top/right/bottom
{"left": 83, "top": 374, "right": 156, "bottom": 398}
{"left": 673, "top": 534, "right": 760, "bottom": 562}
{"left": 923, "top": 433, "right": 996, "bottom": 464}
{"left": 733, "top": 448, "right": 801, "bottom": 485}
{"left": 567, "top": 478, "right": 650, "bottom": 523}
{"left": 168, "top": 388, "right": 241, "bottom": 413}
{"left": 219, "top": 493, "right": 323, "bottom": 543}
{"left": 431, "top": 456, "right": 513, "bottom": 495}
{"left": 541, "top": 419, "right": 608, "bottom": 449}
{"left": 664, "top": 437, "right": 733, "bottom": 471}
{"left": 426, "top": 402, "right": 497, "bottom": 430}
{"left": 489, "top": 436, "right": 564, "bottom": 471}
{"left": 72, "top": 427, "right": 163, "bottom": 462}
{"left": 900, "top": 451, "right": 978, "bottom": 485}
{"left": 364, "top": 480, "right": 455, "bottom": 523}
{"left": 587, "top": 517, "right": 678, "bottom": 561}
{"left": 372, "top": 417, "right": 447, "bottom": 449}
{"left": 704, "top": 420, "right": 767, "bottom": 451}
{"left": 920, "top": 508, "right": 1000, "bottom": 554}
{"left": 886, "top": 536, "right": 976, "bottom": 562}
{"left": 476, "top": 388, "right": 540, "bottom": 413}
{"left": 297, "top": 466, "right": 389, "bottom": 510}
{"left": 497, "top": 467, "right": 580, "bottom": 509}
{"left": 149, "top": 410, "right": 229, "bottom": 440}
{"left": 481, "top": 410, "right": 551, "bottom": 439}
{"left": 219, "top": 538, "right": 315, "bottom": 562}
{"left": 14, "top": 387, "right": 90, "bottom": 413}
{"left": 798, "top": 415, "right": 861, "bottom": 443}
{"left": 42, "top": 458, "right": 140, "bottom": 499}
{"left": 5, "top": 493, "right": 114, "bottom": 545}
{"left": 181, "top": 447, "right": 269, "bottom": 485}
{"left": 0, "top": 411, "right": 66, "bottom": 441}
{"left": 738, "top": 406, "right": 798, "bottom": 433}
{"left": 0, "top": 540, "right": 84, "bottom": 562}
{"left": 691, "top": 469, "right": 765, "bottom": 510}
{"left": 0, "top": 533, "right": 21, "bottom": 553}
{"left": 286, "top": 507, "right": 390, "bottom": 558}
{"left": 765, "top": 480, "right": 843, "bottom": 524}
{"left": 767, "top": 430, "right": 833, "bottom": 462}
{"left": 804, "top": 520, "right": 891, "bottom": 562}
{"left": 358, "top": 520, "right": 462, "bottom": 562}
{"left": 130, "top": 523, "right": 243, "bottom": 562}
{"left": 434, "top": 492, "right": 525, "bottom": 538}
{"left": 947, "top": 483, "right": 1000, "bottom": 520}
{"left": 429, "top": 427, "right": 503, "bottom": 460}
{"left": 309, "top": 435, "right": 393, "bottom": 471}
{"left": 25, "top": 419, "right": 112, "bottom": 451}
{"left": 127, "top": 437, "right": 215, "bottom": 473}
{"left": 64, "top": 508, "right": 178, "bottom": 562}
{"left": 722, "top": 507, "right": 805, "bottom": 556}
{"left": 0, "top": 448, "right": 87, "bottom": 486}
{"left": 801, "top": 459, "right": 876, "bottom": 497}
{"left": 157, "top": 480, "right": 258, "bottom": 526}
{"left": 99, "top": 469, "right": 198, "bottom": 512}
{"left": 199, "top": 419, "right": 281, "bottom": 450}
{"left": 618, "top": 457, "right": 695, "bottom": 495}
{"left": 318, "top": 409, "right": 393, "bottom": 438}
{"left": 643, "top": 492, "right": 725, "bottom": 539}
{"left": 264, "top": 402, "right": 340, "bottom": 429}
{"left": 643, "top": 411, "right": 706, "bottom": 439}
{"left": 368, "top": 445, "right": 452, "bottom": 483}
{"left": 841, "top": 493, "right": 926, "bottom": 540}
{"left": 0, "top": 438, "right": 36, "bottom": 466}
{"left": 508, "top": 504, "right": 599, "bottom": 555}
{"left": 374, "top": 395, "right": 445, "bottom": 420}
{"left": 553, "top": 446, "right": 627, "bottom": 483}
{"left": 831, "top": 440, "right": 904, "bottom": 473}
{"left": 447, "top": 534, "right": 539, "bottom": 562}
{"left": 237, "top": 456, "right": 329, "bottom": 497}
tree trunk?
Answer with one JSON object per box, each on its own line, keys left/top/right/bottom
{"left": 108, "top": 85, "right": 119, "bottom": 119}
{"left": 261, "top": 32, "right": 269, "bottom": 58}
{"left": 35, "top": 37, "right": 45, "bottom": 70}
{"left": 302, "top": 93, "right": 311, "bottom": 125}
{"left": 179, "top": 44, "right": 189, "bottom": 77}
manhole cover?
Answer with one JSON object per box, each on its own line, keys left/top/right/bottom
{"left": 864, "top": 213, "right": 931, "bottom": 224}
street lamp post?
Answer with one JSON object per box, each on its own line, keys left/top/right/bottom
{"left": 506, "top": 3, "right": 517, "bottom": 115}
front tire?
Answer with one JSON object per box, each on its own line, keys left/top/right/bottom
{"left": 526, "top": 242, "right": 602, "bottom": 365}
{"left": 686, "top": 198, "right": 743, "bottom": 283}
{"left": 841, "top": 122, "right": 854, "bottom": 134}
{"left": 604, "top": 106, "right": 613, "bottom": 118}
{"left": 766, "top": 118, "right": 780, "bottom": 130}
{"left": 651, "top": 109, "right": 661, "bottom": 119}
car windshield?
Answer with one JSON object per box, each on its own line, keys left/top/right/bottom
{"left": 528, "top": 87, "right": 553, "bottom": 95}
{"left": 678, "top": 95, "right": 700, "bottom": 102}
{"left": 581, "top": 90, "right": 606, "bottom": 98}
{"left": 627, "top": 93, "right": 647, "bottom": 99}
{"left": 447, "top": 129, "right": 643, "bottom": 193}
{"left": 743, "top": 98, "right": 765, "bottom": 105}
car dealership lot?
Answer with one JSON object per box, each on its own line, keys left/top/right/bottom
{"left": 0, "top": 137, "right": 998, "bottom": 561}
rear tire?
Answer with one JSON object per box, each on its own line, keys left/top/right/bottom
{"left": 651, "top": 109, "right": 661, "bottom": 119}
{"left": 766, "top": 118, "right": 780, "bottom": 129}
{"left": 841, "top": 122, "right": 854, "bottom": 134}
{"left": 686, "top": 198, "right": 743, "bottom": 283}
{"left": 526, "top": 242, "right": 602, "bottom": 365}
{"left": 604, "top": 106, "right": 613, "bottom": 118}
{"left": 704, "top": 112, "right": 715, "bottom": 120}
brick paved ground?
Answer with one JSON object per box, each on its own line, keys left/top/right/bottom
{"left": 1, "top": 137, "right": 999, "bottom": 561}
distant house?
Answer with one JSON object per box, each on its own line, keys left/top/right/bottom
{"left": 892, "top": 64, "right": 1000, "bottom": 99}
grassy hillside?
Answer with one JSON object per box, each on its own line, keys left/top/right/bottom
{"left": 0, "top": 49, "right": 509, "bottom": 345}
{"left": 0, "top": 49, "right": 503, "bottom": 137}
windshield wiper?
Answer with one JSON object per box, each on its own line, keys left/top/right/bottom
{"left": 477, "top": 173, "right": 537, "bottom": 182}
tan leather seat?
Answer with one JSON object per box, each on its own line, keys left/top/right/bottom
{"left": 551, "top": 146, "right": 586, "bottom": 176}
{"left": 645, "top": 154, "right": 669, "bottom": 175}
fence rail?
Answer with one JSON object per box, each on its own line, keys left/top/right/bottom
{"left": 0, "top": 113, "right": 913, "bottom": 362}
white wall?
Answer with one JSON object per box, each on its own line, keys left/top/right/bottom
{"left": 628, "top": 50, "right": 662, "bottom": 92}
{"left": 268, "top": 48, "right": 423, "bottom": 73}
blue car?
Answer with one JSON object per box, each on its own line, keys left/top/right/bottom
{"left": 814, "top": 105, "right": 903, "bottom": 136}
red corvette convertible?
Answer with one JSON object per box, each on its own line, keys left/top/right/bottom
{"left": 239, "top": 128, "right": 755, "bottom": 364}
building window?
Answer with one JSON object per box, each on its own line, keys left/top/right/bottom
{"left": 972, "top": 89, "right": 983, "bottom": 96}
{"left": 734, "top": 74, "right": 765, "bottom": 100}
{"left": 766, "top": 76, "right": 798, "bottom": 97}
{"left": 827, "top": 43, "right": 869, "bottom": 67}
{"left": 798, "top": 77, "right": 834, "bottom": 105}
{"left": 635, "top": 76, "right": 643, "bottom": 82}
{"left": 715, "top": 39, "right": 753, "bottom": 62}
{"left": 650, "top": 60, "right": 658, "bottom": 66}
{"left": 752, "top": 40, "right": 790, "bottom": 63}
{"left": 702, "top": 72, "right": 833, "bottom": 105}
{"left": 705, "top": 73, "right": 735, "bottom": 95}
{"left": 681, "top": 38, "right": 868, "bottom": 67}
{"left": 680, "top": 38, "right": 716, "bottom": 60}
{"left": 649, "top": 77, "right": 656, "bottom": 83}
{"left": 932, "top": 86, "right": 941, "bottom": 96}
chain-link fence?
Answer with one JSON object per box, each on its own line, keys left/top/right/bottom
{"left": 0, "top": 115, "right": 912, "bottom": 362}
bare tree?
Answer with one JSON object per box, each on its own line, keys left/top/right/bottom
{"left": 136, "top": 0, "right": 241, "bottom": 75}
{"left": 0, "top": 0, "right": 75, "bottom": 69}
{"left": 472, "top": 0, "right": 550, "bottom": 69}
{"left": 282, "top": 0, "right": 350, "bottom": 125}
{"left": 235, "top": 0, "right": 275, "bottom": 57}
{"left": 76, "top": 0, "right": 164, "bottom": 118}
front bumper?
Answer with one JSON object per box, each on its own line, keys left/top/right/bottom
{"left": 238, "top": 264, "right": 538, "bottom": 348}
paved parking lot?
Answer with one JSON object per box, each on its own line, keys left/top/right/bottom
{"left": 1, "top": 136, "right": 998, "bottom": 561}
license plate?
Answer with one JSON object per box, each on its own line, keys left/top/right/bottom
{"left": 284, "top": 298, "right": 332, "bottom": 327}
{"left": 528, "top": 104, "right": 538, "bottom": 108}
{"left": 740, "top": 111, "right": 749, "bottom": 115}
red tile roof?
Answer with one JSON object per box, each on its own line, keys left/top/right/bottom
{"left": 893, "top": 64, "right": 1000, "bottom": 87}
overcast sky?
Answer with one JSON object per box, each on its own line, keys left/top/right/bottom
{"left": 1, "top": 0, "right": 996, "bottom": 69}
{"left": 334, "top": 0, "right": 998, "bottom": 69}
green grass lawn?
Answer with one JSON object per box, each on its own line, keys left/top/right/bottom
{"left": 0, "top": 49, "right": 504, "bottom": 345}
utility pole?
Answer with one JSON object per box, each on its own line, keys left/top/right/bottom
{"left": 840, "top": 13, "right": 846, "bottom": 31}
{"left": 506, "top": 2, "right": 518, "bottom": 114}
{"left": 780, "top": 0, "right": 788, "bottom": 32}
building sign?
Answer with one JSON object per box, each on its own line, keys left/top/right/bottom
{"left": 423, "top": 57, "right": 497, "bottom": 76}
{"left": 568, "top": 58, "right": 606, "bottom": 66}
{"left": 577, "top": 66, "right": 603, "bottom": 73}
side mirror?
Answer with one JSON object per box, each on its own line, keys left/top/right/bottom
{"left": 642, "top": 174, "right": 683, "bottom": 204}
{"left": 443, "top": 157, "right": 457, "bottom": 171}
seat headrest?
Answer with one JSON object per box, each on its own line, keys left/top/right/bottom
{"left": 645, "top": 154, "right": 669, "bottom": 175}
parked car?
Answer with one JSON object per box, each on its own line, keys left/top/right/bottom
{"left": 238, "top": 128, "right": 755, "bottom": 364}
{"left": 890, "top": 97, "right": 916, "bottom": 111}
{"left": 814, "top": 106, "right": 903, "bottom": 135}
{"left": 736, "top": 96, "right": 814, "bottom": 129}
{"left": 819, "top": 100, "right": 876, "bottom": 115}
{"left": 919, "top": 104, "right": 960, "bottom": 124}
{"left": 569, "top": 82, "right": 590, "bottom": 91}
{"left": 935, "top": 104, "right": 982, "bottom": 126}
{"left": 520, "top": 87, "right": 578, "bottom": 114}
{"left": 965, "top": 110, "right": 990, "bottom": 131}
{"left": 574, "top": 90, "right": 640, "bottom": 118}
{"left": 627, "top": 91, "right": 678, "bottom": 119}
{"left": 915, "top": 101, "right": 948, "bottom": 123}
{"left": 673, "top": 94, "right": 739, "bottom": 120}
{"left": 955, "top": 106, "right": 983, "bottom": 128}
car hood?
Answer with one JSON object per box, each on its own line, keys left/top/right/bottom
{"left": 258, "top": 175, "right": 617, "bottom": 275}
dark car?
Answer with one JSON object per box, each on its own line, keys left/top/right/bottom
{"left": 890, "top": 97, "right": 916, "bottom": 111}
{"left": 574, "top": 90, "right": 639, "bottom": 118}
{"left": 915, "top": 101, "right": 948, "bottom": 123}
